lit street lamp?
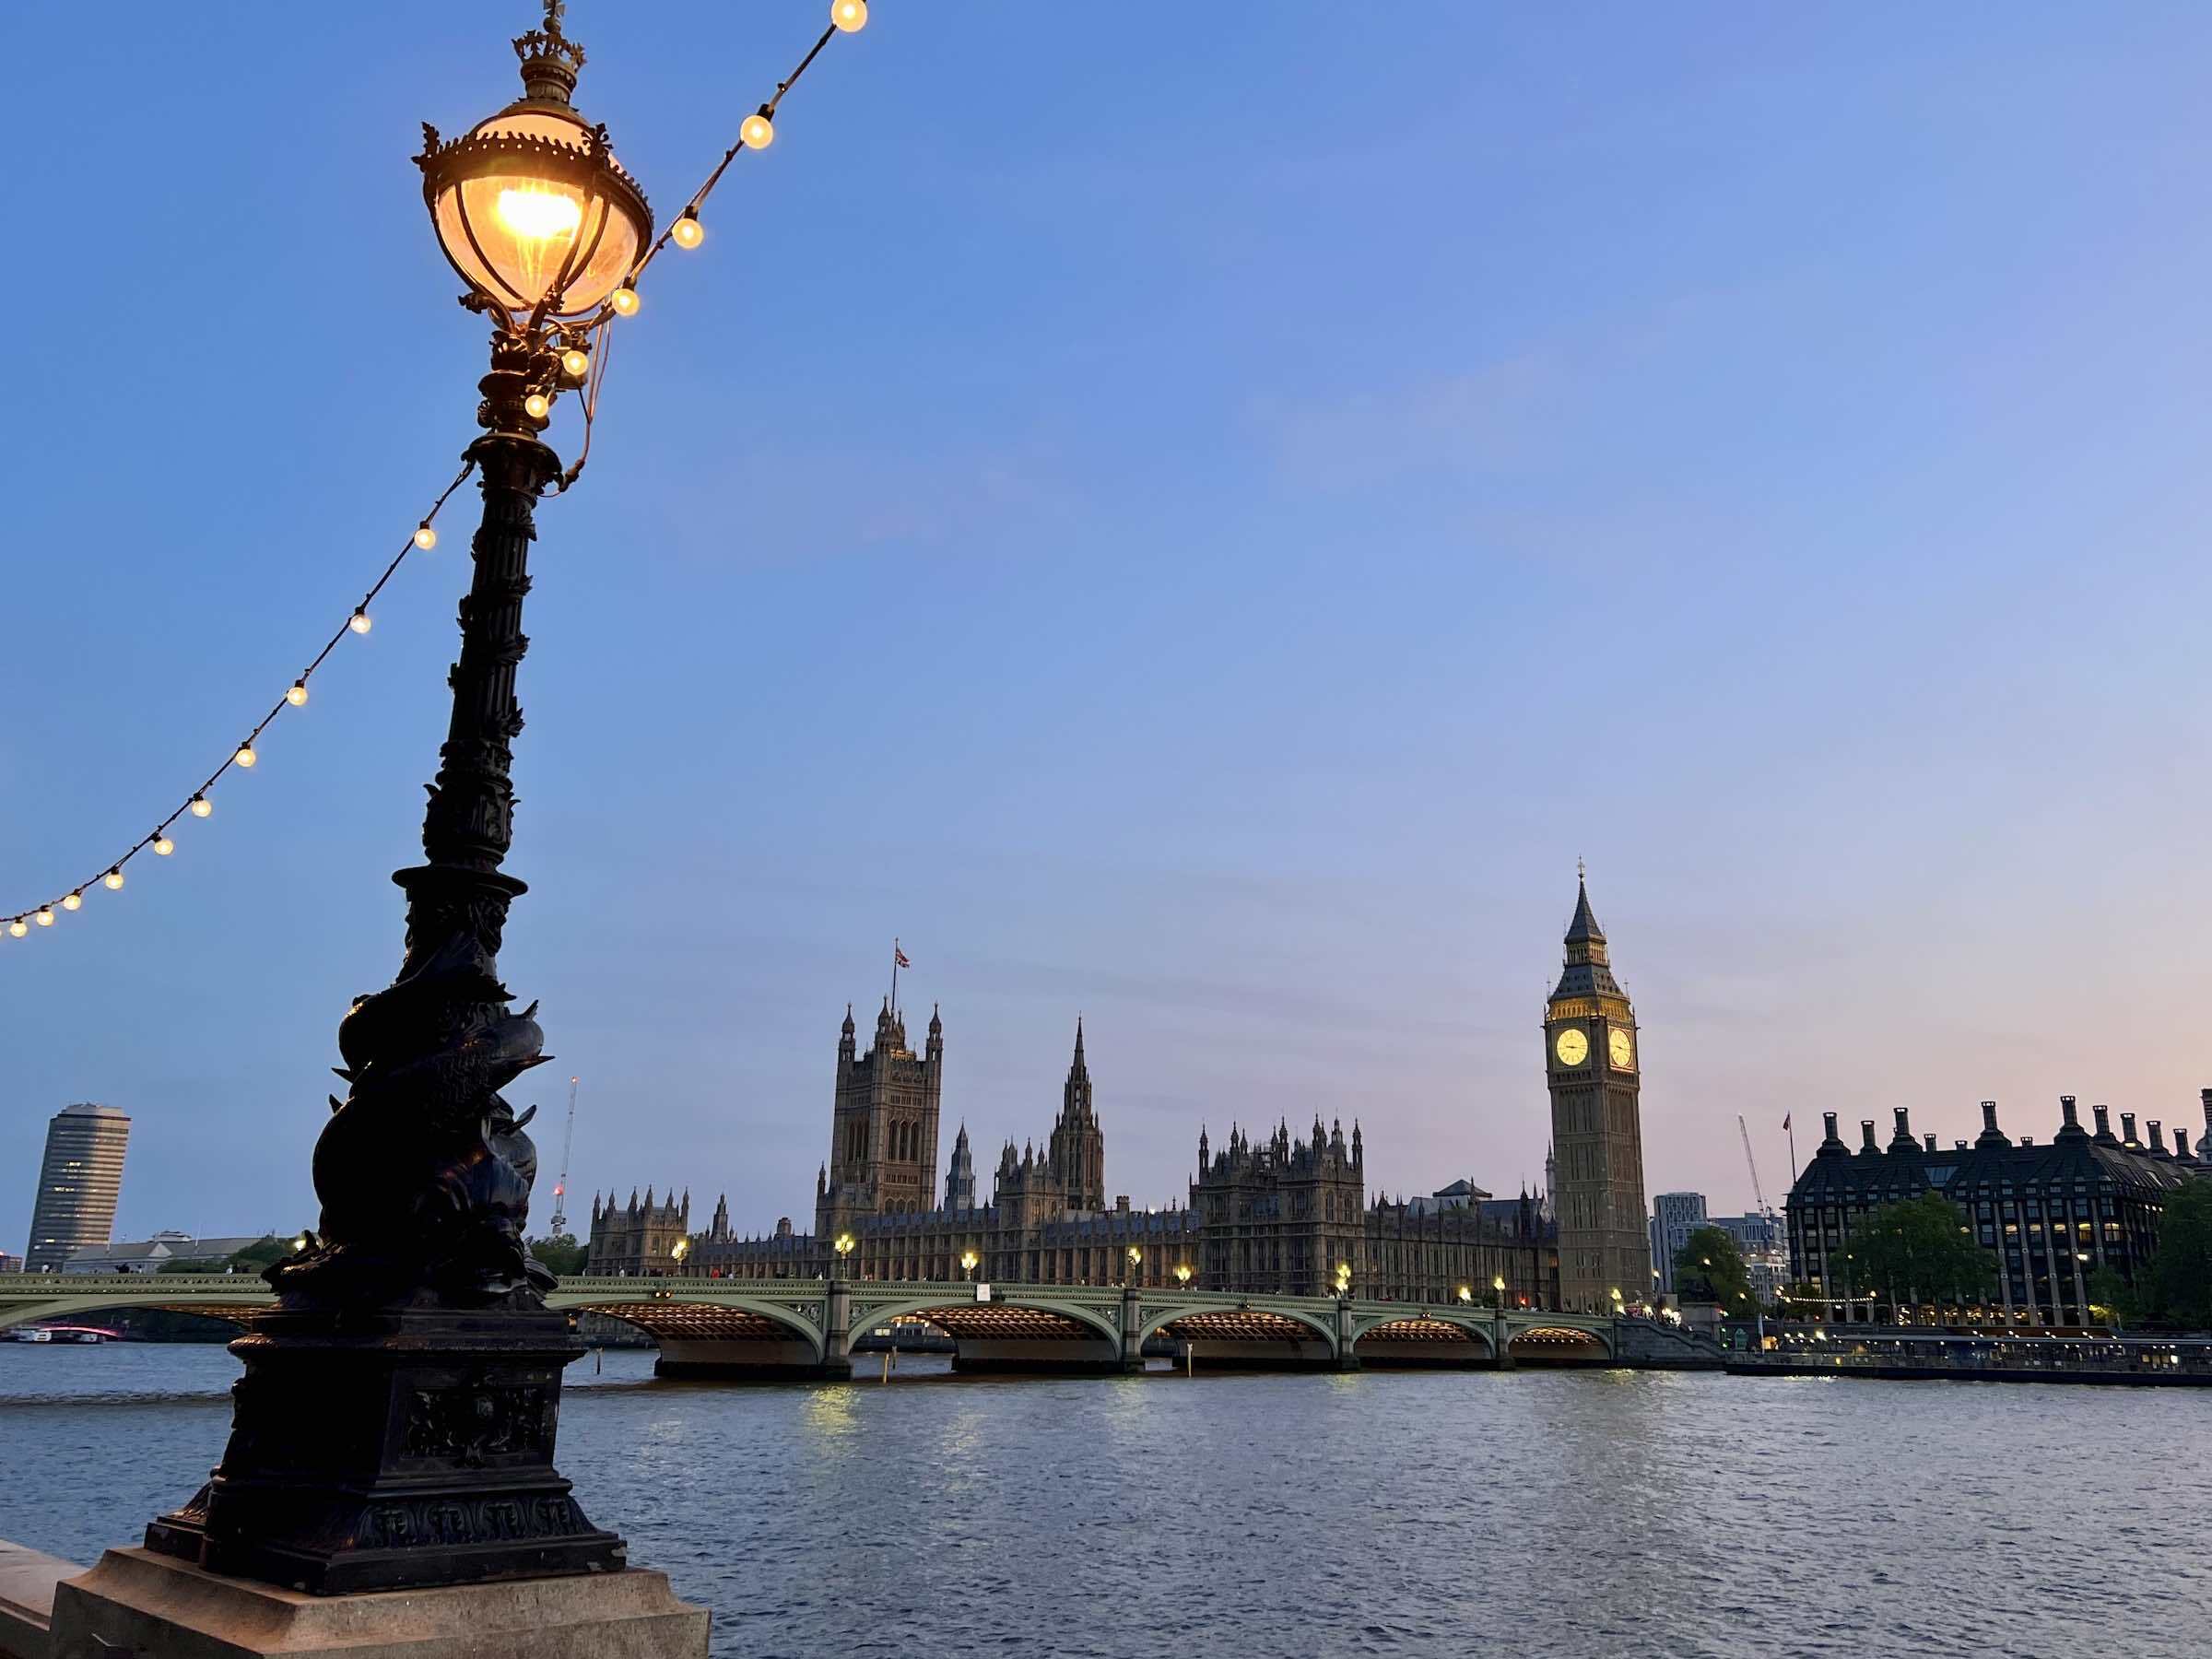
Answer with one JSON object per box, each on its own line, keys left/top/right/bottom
{"left": 1125, "top": 1246, "right": 1143, "bottom": 1285}
{"left": 144, "top": 4, "right": 652, "bottom": 1594}
{"left": 1491, "top": 1273, "right": 1505, "bottom": 1311}
{"left": 834, "top": 1232, "right": 856, "bottom": 1278}
{"left": 1335, "top": 1261, "right": 1352, "bottom": 1298}
{"left": 1174, "top": 1264, "right": 1193, "bottom": 1287}
{"left": 960, "top": 1249, "right": 980, "bottom": 1281}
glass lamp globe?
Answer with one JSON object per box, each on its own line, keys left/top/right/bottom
{"left": 417, "top": 15, "right": 653, "bottom": 320}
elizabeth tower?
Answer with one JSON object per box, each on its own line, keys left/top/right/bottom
{"left": 1543, "top": 875, "right": 1652, "bottom": 1312}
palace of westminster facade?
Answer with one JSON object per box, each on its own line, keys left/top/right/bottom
{"left": 589, "top": 879, "right": 1654, "bottom": 1312}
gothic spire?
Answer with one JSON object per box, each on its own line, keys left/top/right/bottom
{"left": 1554, "top": 868, "right": 1620, "bottom": 994}
{"left": 1565, "top": 867, "right": 1606, "bottom": 954}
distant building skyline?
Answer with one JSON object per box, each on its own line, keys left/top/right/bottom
{"left": 25, "top": 1104, "right": 131, "bottom": 1274}
{"left": 1651, "top": 1192, "right": 1709, "bottom": 1298}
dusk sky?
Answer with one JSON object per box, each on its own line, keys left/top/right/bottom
{"left": 6, "top": 4, "right": 2212, "bottom": 1253}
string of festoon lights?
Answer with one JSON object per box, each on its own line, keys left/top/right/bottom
{"left": 2, "top": 0, "right": 870, "bottom": 944}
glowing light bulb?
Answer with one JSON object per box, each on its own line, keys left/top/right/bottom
{"left": 103, "top": 868, "right": 124, "bottom": 891}
{"left": 495, "top": 187, "right": 583, "bottom": 241}
{"left": 560, "top": 346, "right": 590, "bottom": 378}
{"left": 832, "top": 0, "right": 867, "bottom": 29}
{"left": 6, "top": 919, "right": 24, "bottom": 938}
{"left": 349, "top": 609, "right": 371, "bottom": 635}
{"left": 610, "top": 287, "right": 640, "bottom": 317}
{"left": 153, "top": 832, "right": 174, "bottom": 855}
{"left": 413, "top": 524, "right": 438, "bottom": 551}
{"left": 287, "top": 681, "right": 309, "bottom": 707}
{"left": 62, "top": 891, "right": 82, "bottom": 912}
{"left": 189, "top": 794, "right": 212, "bottom": 818}
{"left": 672, "top": 213, "right": 704, "bottom": 250}
{"left": 35, "top": 907, "right": 53, "bottom": 927}
{"left": 741, "top": 113, "right": 774, "bottom": 150}
{"left": 234, "top": 743, "right": 257, "bottom": 769}
{"left": 524, "top": 393, "right": 551, "bottom": 420}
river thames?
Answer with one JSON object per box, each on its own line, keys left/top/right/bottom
{"left": 3, "top": 1345, "right": 2203, "bottom": 1658}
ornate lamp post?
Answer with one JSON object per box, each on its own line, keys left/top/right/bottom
{"left": 960, "top": 1248, "right": 980, "bottom": 1281}
{"left": 145, "top": 4, "right": 653, "bottom": 1596}
{"left": 1124, "top": 1246, "right": 1142, "bottom": 1286}
{"left": 1173, "top": 1264, "right": 1192, "bottom": 1288}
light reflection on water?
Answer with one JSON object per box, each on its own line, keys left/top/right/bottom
{"left": 4, "top": 1343, "right": 2206, "bottom": 1658}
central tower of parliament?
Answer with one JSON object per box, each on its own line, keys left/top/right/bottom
{"left": 598, "top": 877, "right": 1651, "bottom": 1309}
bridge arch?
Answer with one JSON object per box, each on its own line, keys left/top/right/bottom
{"left": 0, "top": 1289, "right": 264, "bottom": 1334}
{"left": 1135, "top": 1300, "right": 1340, "bottom": 1353}
{"left": 546, "top": 1290, "right": 829, "bottom": 1361}
{"left": 1508, "top": 1323, "right": 1615, "bottom": 1361}
{"left": 848, "top": 1291, "right": 1122, "bottom": 1352}
{"left": 1351, "top": 1313, "right": 1498, "bottom": 1361}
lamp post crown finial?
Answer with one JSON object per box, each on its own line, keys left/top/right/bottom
{"left": 512, "top": 0, "right": 586, "bottom": 105}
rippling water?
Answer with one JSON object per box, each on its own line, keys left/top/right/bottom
{"left": 3, "top": 1342, "right": 2205, "bottom": 1657}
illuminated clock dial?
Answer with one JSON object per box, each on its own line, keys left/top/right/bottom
{"left": 1608, "top": 1028, "right": 1635, "bottom": 1070}
{"left": 1554, "top": 1027, "right": 1588, "bottom": 1066}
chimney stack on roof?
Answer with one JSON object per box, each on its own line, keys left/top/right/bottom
{"left": 1976, "top": 1100, "right": 2009, "bottom": 1148}
{"left": 2059, "top": 1096, "right": 2081, "bottom": 1132}
{"left": 2093, "top": 1104, "right": 2116, "bottom": 1144}
{"left": 2148, "top": 1121, "right": 2170, "bottom": 1159}
{"left": 1859, "top": 1120, "right": 1879, "bottom": 1153}
{"left": 1924, "top": 1134, "right": 1937, "bottom": 1153}
{"left": 2121, "top": 1112, "right": 2139, "bottom": 1148}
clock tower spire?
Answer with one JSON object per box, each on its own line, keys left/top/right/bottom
{"left": 1543, "top": 870, "right": 1652, "bottom": 1313}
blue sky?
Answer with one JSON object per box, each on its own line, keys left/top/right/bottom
{"left": 6, "top": 4, "right": 2212, "bottom": 1252}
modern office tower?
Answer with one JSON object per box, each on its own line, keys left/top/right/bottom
{"left": 24, "top": 1103, "right": 132, "bottom": 1273}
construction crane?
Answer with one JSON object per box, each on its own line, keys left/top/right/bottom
{"left": 1737, "top": 1113, "right": 1773, "bottom": 1218}
{"left": 547, "top": 1076, "right": 580, "bottom": 1236}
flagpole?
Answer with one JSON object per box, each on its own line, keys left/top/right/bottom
{"left": 890, "top": 937, "right": 900, "bottom": 1021}
{"left": 1786, "top": 1119, "right": 1798, "bottom": 1186}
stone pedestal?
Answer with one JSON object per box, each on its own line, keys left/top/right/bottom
{"left": 50, "top": 1548, "right": 707, "bottom": 1659}
{"left": 147, "top": 1305, "right": 622, "bottom": 1595}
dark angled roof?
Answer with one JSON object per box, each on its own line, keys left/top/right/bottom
{"left": 1553, "top": 876, "right": 1626, "bottom": 1001}
{"left": 1565, "top": 878, "right": 1604, "bottom": 948}
{"left": 1788, "top": 1099, "right": 2201, "bottom": 1210}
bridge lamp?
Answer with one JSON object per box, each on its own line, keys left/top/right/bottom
{"left": 1334, "top": 1262, "right": 1351, "bottom": 1295}
{"left": 1456, "top": 1285, "right": 1473, "bottom": 1304}
{"left": 834, "top": 1232, "right": 855, "bottom": 1270}
{"left": 1174, "top": 1265, "right": 1192, "bottom": 1286}
{"left": 960, "top": 1249, "right": 979, "bottom": 1279}
{"left": 670, "top": 1237, "right": 690, "bottom": 1270}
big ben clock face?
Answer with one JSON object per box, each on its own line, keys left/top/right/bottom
{"left": 1608, "top": 1028, "right": 1635, "bottom": 1071}
{"left": 1554, "top": 1027, "right": 1588, "bottom": 1067}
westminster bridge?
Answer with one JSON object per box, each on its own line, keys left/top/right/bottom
{"left": 0, "top": 1273, "right": 1717, "bottom": 1377}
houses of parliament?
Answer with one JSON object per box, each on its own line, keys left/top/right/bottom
{"left": 589, "top": 877, "right": 1653, "bottom": 1312}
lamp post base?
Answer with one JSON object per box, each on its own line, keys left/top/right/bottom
{"left": 146, "top": 1305, "right": 623, "bottom": 1595}
{"left": 52, "top": 1548, "right": 706, "bottom": 1659}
